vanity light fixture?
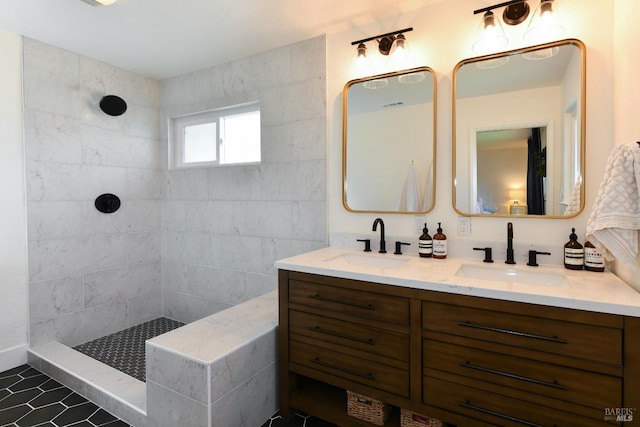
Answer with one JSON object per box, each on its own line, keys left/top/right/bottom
{"left": 524, "top": 0, "right": 564, "bottom": 43}
{"left": 472, "top": 0, "right": 529, "bottom": 54}
{"left": 472, "top": 10, "right": 508, "bottom": 55}
{"left": 472, "top": 0, "right": 564, "bottom": 54}
{"left": 351, "top": 27, "right": 415, "bottom": 82}
{"left": 352, "top": 43, "right": 388, "bottom": 88}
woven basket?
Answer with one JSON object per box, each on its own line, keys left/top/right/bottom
{"left": 400, "top": 408, "right": 443, "bottom": 427}
{"left": 346, "top": 391, "right": 391, "bottom": 426}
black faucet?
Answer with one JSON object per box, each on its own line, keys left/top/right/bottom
{"left": 506, "top": 222, "right": 515, "bottom": 264}
{"left": 473, "top": 247, "right": 494, "bottom": 263}
{"left": 527, "top": 250, "right": 551, "bottom": 267}
{"left": 372, "top": 218, "right": 386, "bottom": 253}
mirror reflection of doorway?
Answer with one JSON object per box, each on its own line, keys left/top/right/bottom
{"left": 475, "top": 127, "right": 547, "bottom": 215}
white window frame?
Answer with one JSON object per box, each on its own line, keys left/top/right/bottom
{"left": 169, "top": 101, "right": 260, "bottom": 169}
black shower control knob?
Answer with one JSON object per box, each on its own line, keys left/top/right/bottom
{"left": 95, "top": 193, "right": 121, "bottom": 213}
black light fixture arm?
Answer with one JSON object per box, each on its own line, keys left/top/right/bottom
{"left": 351, "top": 27, "right": 413, "bottom": 46}
{"left": 474, "top": 0, "right": 526, "bottom": 15}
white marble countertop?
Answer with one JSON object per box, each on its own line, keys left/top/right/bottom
{"left": 275, "top": 247, "right": 640, "bottom": 317}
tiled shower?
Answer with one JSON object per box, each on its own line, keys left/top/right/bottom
{"left": 24, "top": 34, "right": 327, "bottom": 345}
{"left": 22, "top": 34, "right": 327, "bottom": 425}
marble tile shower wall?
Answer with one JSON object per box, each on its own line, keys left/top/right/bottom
{"left": 23, "top": 38, "right": 163, "bottom": 347}
{"left": 160, "top": 36, "right": 328, "bottom": 323}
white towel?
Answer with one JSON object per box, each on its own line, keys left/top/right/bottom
{"left": 564, "top": 181, "right": 582, "bottom": 216}
{"left": 586, "top": 143, "right": 640, "bottom": 270}
{"left": 395, "top": 161, "right": 420, "bottom": 211}
{"left": 421, "top": 160, "right": 433, "bottom": 211}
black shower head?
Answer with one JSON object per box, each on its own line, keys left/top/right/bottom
{"left": 99, "top": 95, "right": 127, "bottom": 116}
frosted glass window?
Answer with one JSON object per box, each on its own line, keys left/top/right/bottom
{"left": 169, "top": 102, "right": 260, "bottom": 169}
{"left": 220, "top": 110, "right": 260, "bottom": 164}
{"left": 184, "top": 122, "right": 217, "bottom": 163}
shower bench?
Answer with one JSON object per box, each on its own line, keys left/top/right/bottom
{"left": 28, "top": 290, "right": 278, "bottom": 427}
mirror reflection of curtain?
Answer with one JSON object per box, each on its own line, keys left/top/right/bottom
{"left": 527, "top": 127, "right": 545, "bottom": 215}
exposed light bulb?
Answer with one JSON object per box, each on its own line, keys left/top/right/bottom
{"left": 524, "top": 0, "right": 564, "bottom": 42}
{"left": 472, "top": 11, "right": 508, "bottom": 55}
{"left": 390, "top": 34, "right": 418, "bottom": 72}
{"left": 352, "top": 43, "right": 375, "bottom": 79}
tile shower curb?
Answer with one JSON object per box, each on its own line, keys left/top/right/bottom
{"left": 28, "top": 341, "right": 147, "bottom": 426}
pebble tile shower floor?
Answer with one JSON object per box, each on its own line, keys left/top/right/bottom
{"left": 73, "top": 317, "right": 184, "bottom": 382}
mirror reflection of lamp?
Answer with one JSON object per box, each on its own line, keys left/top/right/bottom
{"left": 80, "top": 0, "right": 117, "bottom": 6}
{"left": 508, "top": 188, "right": 527, "bottom": 215}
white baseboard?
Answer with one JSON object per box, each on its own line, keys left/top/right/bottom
{"left": 0, "top": 343, "right": 29, "bottom": 372}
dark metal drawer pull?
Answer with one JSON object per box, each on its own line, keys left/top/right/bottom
{"left": 309, "top": 294, "right": 375, "bottom": 310}
{"left": 459, "top": 401, "right": 543, "bottom": 427}
{"left": 459, "top": 362, "right": 567, "bottom": 390}
{"left": 309, "top": 326, "right": 375, "bottom": 345}
{"left": 458, "top": 321, "right": 568, "bottom": 344}
{"left": 309, "top": 357, "right": 375, "bottom": 381}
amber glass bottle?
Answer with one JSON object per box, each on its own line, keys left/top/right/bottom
{"left": 564, "top": 228, "right": 584, "bottom": 270}
{"left": 433, "top": 223, "right": 447, "bottom": 259}
{"left": 584, "top": 240, "right": 605, "bottom": 272}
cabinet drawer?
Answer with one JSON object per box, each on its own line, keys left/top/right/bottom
{"left": 424, "top": 376, "right": 617, "bottom": 427}
{"left": 423, "top": 301, "right": 622, "bottom": 365}
{"left": 423, "top": 339, "right": 621, "bottom": 412}
{"left": 290, "top": 310, "right": 409, "bottom": 361}
{"left": 290, "top": 279, "right": 409, "bottom": 325}
{"left": 290, "top": 339, "right": 409, "bottom": 397}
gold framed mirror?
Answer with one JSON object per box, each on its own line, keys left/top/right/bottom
{"left": 453, "top": 39, "right": 586, "bottom": 218}
{"left": 343, "top": 66, "right": 436, "bottom": 213}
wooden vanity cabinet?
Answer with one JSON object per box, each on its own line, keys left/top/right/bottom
{"left": 279, "top": 270, "right": 639, "bottom": 426}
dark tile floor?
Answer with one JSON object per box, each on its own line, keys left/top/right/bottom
{"left": 0, "top": 365, "right": 130, "bottom": 427}
{"left": 261, "top": 412, "right": 336, "bottom": 427}
{"left": 73, "top": 317, "right": 184, "bottom": 382}
{"left": 1, "top": 365, "right": 334, "bottom": 427}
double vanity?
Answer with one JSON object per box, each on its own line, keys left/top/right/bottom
{"left": 276, "top": 247, "right": 640, "bottom": 426}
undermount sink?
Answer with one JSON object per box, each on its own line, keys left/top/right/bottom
{"left": 455, "top": 263, "right": 568, "bottom": 287}
{"left": 324, "top": 253, "right": 409, "bottom": 269}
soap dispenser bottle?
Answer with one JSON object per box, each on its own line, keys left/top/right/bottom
{"left": 433, "top": 223, "right": 447, "bottom": 259}
{"left": 584, "top": 240, "right": 605, "bottom": 272}
{"left": 564, "top": 228, "right": 584, "bottom": 270}
{"left": 418, "top": 223, "right": 433, "bottom": 258}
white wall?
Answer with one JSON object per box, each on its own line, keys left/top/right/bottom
{"left": 613, "top": 0, "right": 640, "bottom": 289}
{"left": 327, "top": 0, "right": 616, "bottom": 269}
{"left": 0, "top": 29, "right": 29, "bottom": 371}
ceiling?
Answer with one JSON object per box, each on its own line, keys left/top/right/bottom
{"left": 0, "top": 0, "right": 444, "bottom": 80}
